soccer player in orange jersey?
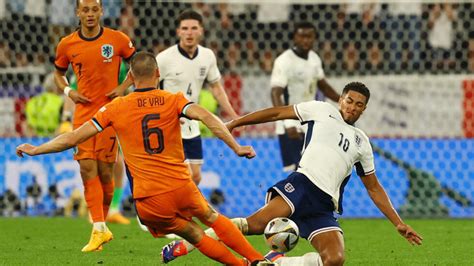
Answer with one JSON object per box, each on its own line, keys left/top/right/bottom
{"left": 17, "top": 51, "right": 270, "bottom": 266}
{"left": 53, "top": 0, "right": 135, "bottom": 252}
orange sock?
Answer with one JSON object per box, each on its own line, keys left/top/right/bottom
{"left": 194, "top": 235, "right": 244, "bottom": 266}
{"left": 83, "top": 176, "right": 104, "bottom": 222}
{"left": 211, "top": 215, "right": 264, "bottom": 263}
{"left": 101, "top": 180, "right": 114, "bottom": 218}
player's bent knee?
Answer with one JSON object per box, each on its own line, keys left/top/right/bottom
{"left": 178, "top": 222, "right": 205, "bottom": 245}
{"left": 321, "top": 251, "right": 345, "bottom": 266}
{"left": 197, "top": 206, "right": 218, "bottom": 226}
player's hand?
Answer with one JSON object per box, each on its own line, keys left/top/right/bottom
{"left": 235, "top": 145, "right": 256, "bottom": 159}
{"left": 105, "top": 85, "right": 126, "bottom": 99}
{"left": 68, "top": 90, "right": 91, "bottom": 104}
{"left": 16, "top": 144, "right": 37, "bottom": 157}
{"left": 286, "top": 127, "right": 303, "bottom": 140}
{"left": 396, "top": 223, "right": 423, "bottom": 245}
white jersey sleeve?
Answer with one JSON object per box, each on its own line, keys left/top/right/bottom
{"left": 206, "top": 51, "right": 221, "bottom": 84}
{"left": 354, "top": 133, "right": 376, "bottom": 176}
{"left": 294, "top": 100, "right": 333, "bottom": 123}
{"left": 270, "top": 56, "right": 288, "bottom": 88}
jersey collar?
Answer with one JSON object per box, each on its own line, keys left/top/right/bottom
{"left": 135, "top": 87, "right": 156, "bottom": 92}
{"left": 291, "top": 47, "right": 309, "bottom": 60}
{"left": 79, "top": 26, "right": 104, "bottom": 42}
{"left": 178, "top": 44, "right": 199, "bottom": 60}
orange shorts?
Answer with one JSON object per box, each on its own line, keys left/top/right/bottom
{"left": 135, "top": 180, "right": 211, "bottom": 238}
{"left": 73, "top": 123, "right": 118, "bottom": 163}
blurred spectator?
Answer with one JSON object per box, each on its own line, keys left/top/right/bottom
{"left": 260, "top": 50, "right": 274, "bottom": 74}
{"left": 225, "top": 42, "right": 241, "bottom": 71}
{"left": 320, "top": 41, "right": 336, "bottom": 70}
{"left": 13, "top": 52, "right": 28, "bottom": 67}
{"left": 119, "top": 0, "right": 136, "bottom": 40}
{"left": 366, "top": 42, "right": 383, "bottom": 72}
{"left": 428, "top": 3, "right": 457, "bottom": 69}
{"left": 0, "top": 41, "right": 11, "bottom": 68}
{"left": 343, "top": 41, "right": 359, "bottom": 73}
{"left": 25, "top": 72, "right": 63, "bottom": 136}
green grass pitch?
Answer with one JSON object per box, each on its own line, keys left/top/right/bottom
{"left": 0, "top": 218, "right": 472, "bottom": 265}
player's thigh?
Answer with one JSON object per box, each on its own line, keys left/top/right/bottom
{"left": 176, "top": 181, "right": 216, "bottom": 224}
{"left": 246, "top": 195, "right": 292, "bottom": 234}
{"left": 95, "top": 126, "right": 119, "bottom": 164}
{"left": 311, "top": 230, "right": 345, "bottom": 265}
{"left": 97, "top": 160, "right": 114, "bottom": 183}
{"left": 78, "top": 159, "right": 98, "bottom": 181}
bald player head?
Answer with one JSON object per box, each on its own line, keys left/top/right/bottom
{"left": 130, "top": 51, "right": 160, "bottom": 87}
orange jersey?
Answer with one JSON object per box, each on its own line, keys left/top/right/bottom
{"left": 91, "top": 88, "right": 193, "bottom": 199}
{"left": 55, "top": 27, "right": 136, "bottom": 125}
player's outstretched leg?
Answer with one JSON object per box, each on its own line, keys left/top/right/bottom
{"left": 170, "top": 220, "right": 246, "bottom": 265}
{"left": 161, "top": 217, "right": 248, "bottom": 263}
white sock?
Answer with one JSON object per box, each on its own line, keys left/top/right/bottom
{"left": 93, "top": 222, "right": 107, "bottom": 232}
{"left": 276, "top": 252, "right": 322, "bottom": 266}
{"left": 182, "top": 217, "right": 248, "bottom": 252}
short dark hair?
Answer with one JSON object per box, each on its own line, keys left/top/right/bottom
{"left": 342, "top": 82, "right": 371, "bottom": 104}
{"left": 130, "top": 51, "right": 158, "bottom": 79}
{"left": 76, "top": 0, "right": 102, "bottom": 8}
{"left": 293, "top": 21, "right": 316, "bottom": 36}
{"left": 177, "top": 9, "right": 203, "bottom": 27}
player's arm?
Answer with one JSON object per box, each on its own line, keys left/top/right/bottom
{"left": 16, "top": 122, "right": 99, "bottom": 157}
{"left": 185, "top": 104, "right": 255, "bottom": 158}
{"left": 209, "top": 81, "right": 238, "bottom": 119}
{"left": 317, "top": 79, "right": 340, "bottom": 102}
{"left": 54, "top": 69, "right": 91, "bottom": 104}
{"left": 361, "top": 173, "right": 423, "bottom": 245}
{"left": 227, "top": 105, "right": 297, "bottom": 132}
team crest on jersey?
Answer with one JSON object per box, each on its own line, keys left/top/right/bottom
{"left": 355, "top": 134, "right": 361, "bottom": 147}
{"left": 199, "top": 66, "right": 206, "bottom": 77}
{"left": 284, "top": 183, "right": 295, "bottom": 193}
{"left": 101, "top": 44, "right": 114, "bottom": 62}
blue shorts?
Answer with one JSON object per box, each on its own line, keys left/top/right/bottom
{"left": 278, "top": 133, "right": 304, "bottom": 172}
{"left": 266, "top": 172, "right": 343, "bottom": 242}
{"left": 182, "top": 136, "right": 203, "bottom": 164}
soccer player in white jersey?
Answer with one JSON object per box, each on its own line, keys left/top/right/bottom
{"left": 156, "top": 10, "right": 238, "bottom": 185}
{"left": 271, "top": 22, "right": 340, "bottom": 172}
{"left": 161, "top": 82, "right": 422, "bottom": 265}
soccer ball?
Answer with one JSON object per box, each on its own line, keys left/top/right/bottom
{"left": 263, "top": 217, "right": 299, "bottom": 253}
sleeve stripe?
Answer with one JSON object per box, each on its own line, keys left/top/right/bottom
{"left": 54, "top": 64, "right": 68, "bottom": 72}
{"left": 294, "top": 105, "right": 303, "bottom": 121}
{"left": 364, "top": 169, "right": 375, "bottom": 175}
{"left": 181, "top": 102, "right": 194, "bottom": 116}
{"left": 91, "top": 118, "right": 104, "bottom": 132}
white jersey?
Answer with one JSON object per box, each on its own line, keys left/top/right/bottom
{"left": 294, "top": 101, "right": 375, "bottom": 213}
{"left": 271, "top": 49, "right": 326, "bottom": 135}
{"left": 156, "top": 44, "right": 221, "bottom": 139}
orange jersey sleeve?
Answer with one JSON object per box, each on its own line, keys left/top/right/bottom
{"left": 54, "top": 37, "right": 70, "bottom": 71}
{"left": 91, "top": 89, "right": 193, "bottom": 199}
{"left": 55, "top": 27, "right": 136, "bottom": 126}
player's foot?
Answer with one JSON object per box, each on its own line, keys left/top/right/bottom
{"left": 81, "top": 228, "right": 113, "bottom": 252}
{"left": 264, "top": 250, "right": 285, "bottom": 262}
{"left": 164, "top": 233, "right": 181, "bottom": 239}
{"left": 106, "top": 212, "right": 131, "bottom": 225}
{"left": 161, "top": 240, "right": 188, "bottom": 263}
{"left": 246, "top": 259, "right": 277, "bottom": 266}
